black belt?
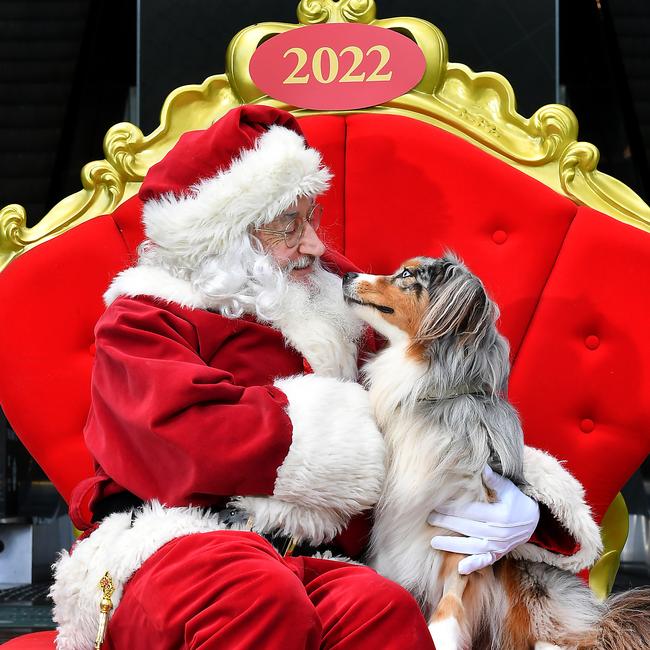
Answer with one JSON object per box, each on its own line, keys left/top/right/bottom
{"left": 92, "top": 492, "right": 343, "bottom": 558}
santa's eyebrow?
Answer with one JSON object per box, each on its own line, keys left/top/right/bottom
{"left": 266, "top": 212, "right": 298, "bottom": 228}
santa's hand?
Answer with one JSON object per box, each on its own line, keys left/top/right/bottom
{"left": 427, "top": 466, "right": 540, "bottom": 574}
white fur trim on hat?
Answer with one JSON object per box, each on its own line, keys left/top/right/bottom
{"left": 51, "top": 502, "right": 232, "bottom": 650}
{"left": 142, "top": 125, "right": 331, "bottom": 261}
{"left": 510, "top": 446, "right": 603, "bottom": 573}
{"left": 234, "top": 374, "right": 386, "bottom": 545}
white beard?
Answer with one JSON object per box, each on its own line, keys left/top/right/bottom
{"left": 262, "top": 260, "right": 364, "bottom": 380}
{"left": 191, "top": 238, "right": 364, "bottom": 380}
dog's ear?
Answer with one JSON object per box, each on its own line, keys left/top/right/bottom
{"left": 417, "top": 272, "right": 494, "bottom": 346}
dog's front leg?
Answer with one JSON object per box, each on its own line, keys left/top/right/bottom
{"left": 428, "top": 552, "right": 470, "bottom": 650}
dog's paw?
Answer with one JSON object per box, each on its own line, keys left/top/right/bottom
{"left": 428, "top": 617, "right": 467, "bottom": 650}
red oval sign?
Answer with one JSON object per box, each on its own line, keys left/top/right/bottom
{"left": 249, "top": 23, "right": 426, "bottom": 111}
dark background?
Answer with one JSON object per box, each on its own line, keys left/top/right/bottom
{"left": 139, "top": 0, "right": 557, "bottom": 134}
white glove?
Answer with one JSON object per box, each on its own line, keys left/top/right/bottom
{"left": 427, "top": 466, "right": 540, "bottom": 575}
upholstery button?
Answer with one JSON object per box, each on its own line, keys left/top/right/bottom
{"left": 585, "top": 335, "right": 600, "bottom": 350}
{"left": 580, "top": 418, "right": 595, "bottom": 433}
{"left": 492, "top": 230, "right": 508, "bottom": 244}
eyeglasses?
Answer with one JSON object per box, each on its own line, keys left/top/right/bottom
{"left": 256, "top": 203, "right": 323, "bottom": 248}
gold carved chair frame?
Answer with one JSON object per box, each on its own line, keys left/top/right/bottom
{"left": 1, "top": 0, "right": 645, "bottom": 598}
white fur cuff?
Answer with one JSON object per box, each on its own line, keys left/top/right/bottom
{"left": 235, "top": 374, "right": 386, "bottom": 544}
{"left": 510, "top": 446, "right": 603, "bottom": 573}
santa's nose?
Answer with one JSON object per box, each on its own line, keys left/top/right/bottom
{"left": 298, "top": 221, "right": 326, "bottom": 257}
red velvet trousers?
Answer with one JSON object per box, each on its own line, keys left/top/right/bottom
{"left": 104, "top": 530, "right": 434, "bottom": 649}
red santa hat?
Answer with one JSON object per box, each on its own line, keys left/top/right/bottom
{"left": 138, "top": 105, "right": 332, "bottom": 260}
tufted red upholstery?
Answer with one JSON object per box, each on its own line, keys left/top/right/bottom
{"left": 0, "top": 200, "right": 142, "bottom": 505}
{"left": 1, "top": 113, "right": 649, "bottom": 647}
{"left": 510, "top": 205, "right": 650, "bottom": 519}
{"left": 337, "top": 114, "right": 578, "bottom": 358}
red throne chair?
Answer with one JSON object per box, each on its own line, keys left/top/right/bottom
{"left": 1, "top": 2, "right": 649, "bottom": 647}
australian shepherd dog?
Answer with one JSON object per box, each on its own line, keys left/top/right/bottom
{"left": 342, "top": 253, "right": 650, "bottom": 650}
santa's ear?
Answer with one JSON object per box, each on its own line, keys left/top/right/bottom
{"left": 417, "top": 273, "right": 494, "bottom": 346}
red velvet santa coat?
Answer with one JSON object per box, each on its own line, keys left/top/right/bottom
{"left": 75, "top": 293, "right": 377, "bottom": 556}
{"left": 87, "top": 297, "right": 300, "bottom": 504}
{"left": 69, "top": 250, "right": 385, "bottom": 558}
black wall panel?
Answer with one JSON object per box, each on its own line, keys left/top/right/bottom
{"left": 139, "top": 0, "right": 556, "bottom": 133}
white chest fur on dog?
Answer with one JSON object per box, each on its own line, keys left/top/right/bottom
{"left": 365, "top": 343, "right": 492, "bottom": 610}
{"left": 362, "top": 339, "right": 592, "bottom": 650}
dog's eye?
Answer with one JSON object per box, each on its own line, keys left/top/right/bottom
{"left": 399, "top": 269, "right": 413, "bottom": 279}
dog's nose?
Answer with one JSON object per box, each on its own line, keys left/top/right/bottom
{"left": 342, "top": 272, "right": 358, "bottom": 286}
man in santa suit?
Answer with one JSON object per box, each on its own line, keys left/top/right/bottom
{"left": 51, "top": 105, "right": 603, "bottom": 650}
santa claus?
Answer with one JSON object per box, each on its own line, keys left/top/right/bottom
{"left": 51, "top": 105, "right": 602, "bottom": 650}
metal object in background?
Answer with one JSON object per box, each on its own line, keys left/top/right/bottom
{"left": 0, "top": 524, "right": 32, "bottom": 584}
{"left": 621, "top": 514, "right": 650, "bottom": 571}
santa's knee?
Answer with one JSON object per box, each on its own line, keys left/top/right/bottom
{"left": 358, "top": 571, "right": 422, "bottom": 619}
{"left": 326, "top": 565, "right": 423, "bottom": 621}
{"left": 182, "top": 531, "right": 320, "bottom": 641}
{"left": 161, "top": 529, "right": 311, "bottom": 601}
{"left": 310, "top": 565, "right": 431, "bottom": 647}
{"left": 111, "top": 530, "right": 320, "bottom": 646}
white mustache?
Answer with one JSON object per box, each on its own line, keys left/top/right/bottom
{"left": 287, "top": 255, "right": 315, "bottom": 271}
